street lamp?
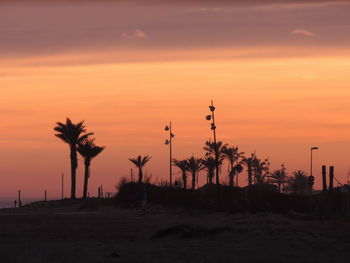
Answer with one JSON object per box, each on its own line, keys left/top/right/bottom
{"left": 310, "top": 146, "right": 319, "bottom": 179}
{"left": 164, "top": 122, "right": 175, "bottom": 186}
{"left": 205, "top": 100, "right": 219, "bottom": 186}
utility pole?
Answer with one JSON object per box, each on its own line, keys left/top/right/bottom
{"left": 322, "top": 165, "right": 327, "bottom": 192}
{"left": 329, "top": 166, "right": 334, "bottom": 191}
{"left": 206, "top": 100, "right": 221, "bottom": 206}
{"left": 310, "top": 147, "right": 319, "bottom": 180}
{"left": 165, "top": 122, "right": 175, "bottom": 186}
{"left": 18, "top": 190, "right": 22, "bottom": 207}
{"left": 206, "top": 101, "right": 219, "bottom": 185}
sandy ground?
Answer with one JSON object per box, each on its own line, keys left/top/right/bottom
{"left": 0, "top": 203, "right": 350, "bottom": 263}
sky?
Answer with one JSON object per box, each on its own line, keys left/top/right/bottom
{"left": 1, "top": 0, "right": 350, "bottom": 198}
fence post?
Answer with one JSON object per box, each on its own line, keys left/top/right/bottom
{"left": 329, "top": 166, "right": 334, "bottom": 191}
{"left": 322, "top": 165, "right": 327, "bottom": 193}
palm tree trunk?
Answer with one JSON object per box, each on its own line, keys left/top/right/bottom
{"left": 83, "top": 161, "right": 90, "bottom": 199}
{"left": 138, "top": 167, "right": 143, "bottom": 183}
{"left": 229, "top": 163, "right": 234, "bottom": 187}
{"left": 182, "top": 171, "right": 187, "bottom": 189}
{"left": 208, "top": 172, "right": 213, "bottom": 184}
{"left": 70, "top": 147, "right": 77, "bottom": 199}
{"left": 248, "top": 168, "right": 252, "bottom": 186}
{"left": 215, "top": 157, "right": 220, "bottom": 186}
{"left": 192, "top": 171, "right": 196, "bottom": 190}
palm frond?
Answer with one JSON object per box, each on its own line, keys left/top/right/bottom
{"left": 129, "top": 155, "right": 151, "bottom": 168}
{"left": 78, "top": 138, "right": 105, "bottom": 161}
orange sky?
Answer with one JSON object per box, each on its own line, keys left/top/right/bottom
{"left": 1, "top": 1, "right": 350, "bottom": 198}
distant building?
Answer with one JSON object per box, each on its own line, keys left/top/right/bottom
{"left": 340, "top": 184, "right": 350, "bottom": 193}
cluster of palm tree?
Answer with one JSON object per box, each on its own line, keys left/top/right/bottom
{"left": 241, "top": 153, "right": 270, "bottom": 186}
{"left": 171, "top": 141, "right": 246, "bottom": 190}
{"left": 54, "top": 118, "right": 311, "bottom": 198}
{"left": 269, "top": 167, "right": 310, "bottom": 195}
{"left": 169, "top": 140, "right": 311, "bottom": 194}
{"left": 54, "top": 118, "right": 105, "bottom": 199}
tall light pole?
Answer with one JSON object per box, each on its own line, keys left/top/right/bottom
{"left": 205, "top": 100, "right": 219, "bottom": 186}
{"left": 310, "top": 146, "right": 319, "bottom": 179}
{"left": 165, "top": 122, "right": 175, "bottom": 186}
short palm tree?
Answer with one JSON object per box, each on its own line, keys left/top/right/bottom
{"left": 203, "top": 140, "right": 227, "bottom": 185}
{"left": 128, "top": 155, "right": 151, "bottom": 183}
{"left": 288, "top": 170, "right": 309, "bottom": 195}
{"left": 78, "top": 138, "right": 105, "bottom": 199}
{"left": 201, "top": 156, "right": 216, "bottom": 185}
{"left": 187, "top": 156, "right": 203, "bottom": 189}
{"left": 222, "top": 146, "right": 244, "bottom": 187}
{"left": 201, "top": 156, "right": 223, "bottom": 185}
{"left": 269, "top": 164, "right": 288, "bottom": 193}
{"left": 54, "top": 118, "right": 93, "bottom": 199}
{"left": 233, "top": 163, "right": 244, "bottom": 187}
{"left": 242, "top": 153, "right": 256, "bottom": 186}
{"left": 253, "top": 157, "right": 269, "bottom": 184}
{"left": 172, "top": 159, "right": 188, "bottom": 189}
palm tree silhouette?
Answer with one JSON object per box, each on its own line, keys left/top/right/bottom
{"left": 172, "top": 159, "right": 188, "bottom": 189}
{"left": 187, "top": 156, "right": 203, "bottom": 189}
{"left": 222, "top": 146, "right": 244, "bottom": 187}
{"left": 54, "top": 118, "right": 93, "bottom": 199}
{"left": 253, "top": 157, "right": 269, "bottom": 184}
{"left": 269, "top": 164, "right": 288, "bottom": 193}
{"left": 77, "top": 138, "right": 105, "bottom": 199}
{"left": 288, "top": 170, "right": 309, "bottom": 195}
{"left": 129, "top": 155, "right": 151, "bottom": 183}
{"left": 201, "top": 156, "right": 222, "bottom": 185}
{"left": 203, "top": 140, "right": 227, "bottom": 185}
{"left": 242, "top": 153, "right": 256, "bottom": 186}
{"left": 233, "top": 163, "right": 244, "bottom": 187}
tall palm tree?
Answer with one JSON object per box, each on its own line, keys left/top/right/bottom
{"left": 203, "top": 140, "right": 227, "bottom": 185}
{"left": 128, "top": 155, "right": 151, "bottom": 183}
{"left": 172, "top": 159, "right": 188, "bottom": 189}
{"left": 54, "top": 118, "right": 93, "bottom": 199}
{"left": 269, "top": 164, "right": 288, "bottom": 193}
{"left": 187, "top": 156, "right": 203, "bottom": 189}
{"left": 222, "top": 146, "right": 244, "bottom": 187}
{"left": 77, "top": 138, "right": 105, "bottom": 199}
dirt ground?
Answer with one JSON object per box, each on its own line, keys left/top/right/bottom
{"left": 0, "top": 203, "right": 350, "bottom": 263}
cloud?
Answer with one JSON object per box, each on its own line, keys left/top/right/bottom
{"left": 0, "top": 0, "right": 349, "bottom": 4}
{"left": 121, "top": 29, "right": 147, "bottom": 39}
{"left": 291, "top": 29, "right": 315, "bottom": 37}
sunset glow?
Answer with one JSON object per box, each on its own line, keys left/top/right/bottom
{"left": 1, "top": 0, "right": 350, "bottom": 198}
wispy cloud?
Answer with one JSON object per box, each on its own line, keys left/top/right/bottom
{"left": 121, "top": 29, "right": 147, "bottom": 39}
{"left": 0, "top": 0, "right": 349, "bottom": 5}
{"left": 291, "top": 29, "right": 315, "bottom": 37}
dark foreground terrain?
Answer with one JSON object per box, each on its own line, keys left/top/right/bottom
{"left": 0, "top": 200, "right": 350, "bottom": 263}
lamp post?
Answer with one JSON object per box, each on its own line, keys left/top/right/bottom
{"left": 165, "top": 122, "right": 175, "bottom": 186}
{"left": 310, "top": 146, "right": 319, "bottom": 179}
{"left": 205, "top": 100, "right": 219, "bottom": 186}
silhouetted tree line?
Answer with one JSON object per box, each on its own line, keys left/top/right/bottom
{"left": 134, "top": 140, "right": 312, "bottom": 195}
{"left": 53, "top": 119, "right": 327, "bottom": 201}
